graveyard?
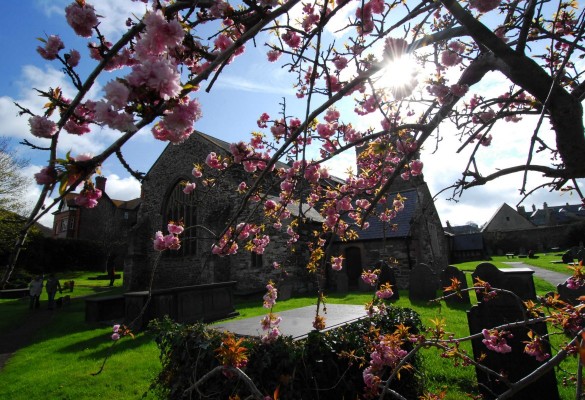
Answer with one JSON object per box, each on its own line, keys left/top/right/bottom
{"left": 0, "top": 255, "right": 580, "bottom": 399}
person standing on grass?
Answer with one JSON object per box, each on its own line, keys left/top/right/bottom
{"left": 46, "top": 274, "right": 62, "bottom": 310}
{"left": 29, "top": 275, "right": 43, "bottom": 310}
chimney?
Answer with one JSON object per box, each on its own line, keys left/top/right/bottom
{"left": 517, "top": 205, "right": 525, "bottom": 214}
{"left": 95, "top": 176, "right": 107, "bottom": 192}
{"left": 543, "top": 202, "right": 548, "bottom": 210}
{"left": 531, "top": 204, "right": 536, "bottom": 212}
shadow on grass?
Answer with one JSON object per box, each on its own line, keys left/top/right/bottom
{"left": 57, "top": 330, "right": 155, "bottom": 360}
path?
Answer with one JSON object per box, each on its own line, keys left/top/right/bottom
{"left": 503, "top": 261, "right": 570, "bottom": 286}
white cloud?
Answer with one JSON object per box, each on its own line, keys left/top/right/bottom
{"left": 215, "top": 74, "right": 295, "bottom": 96}
{"left": 100, "top": 173, "right": 141, "bottom": 201}
{"left": 35, "top": 0, "right": 147, "bottom": 40}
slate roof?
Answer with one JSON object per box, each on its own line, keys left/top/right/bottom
{"left": 342, "top": 188, "right": 418, "bottom": 241}
{"left": 529, "top": 203, "right": 585, "bottom": 226}
{"left": 444, "top": 224, "right": 481, "bottom": 235}
{"left": 452, "top": 232, "right": 484, "bottom": 251}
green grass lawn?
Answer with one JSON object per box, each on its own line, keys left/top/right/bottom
{"left": 0, "top": 268, "right": 579, "bottom": 399}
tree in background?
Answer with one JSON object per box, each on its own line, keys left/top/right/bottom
{"left": 0, "top": 137, "right": 30, "bottom": 213}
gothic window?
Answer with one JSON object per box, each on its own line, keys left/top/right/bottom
{"left": 251, "top": 252, "right": 263, "bottom": 268}
{"left": 164, "top": 180, "right": 197, "bottom": 256}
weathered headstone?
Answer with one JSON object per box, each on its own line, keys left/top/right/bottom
{"left": 440, "top": 265, "right": 470, "bottom": 305}
{"left": 556, "top": 280, "right": 585, "bottom": 305}
{"left": 467, "top": 263, "right": 559, "bottom": 399}
{"left": 376, "top": 260, "right": 399, "bottom": 300}
{"left": 562, "top": 251, "right": 573, "bottom": 264}
{"left": 409, "top": 263, "right": 437, "bottom": 302}
{"left": 472, "top": 262, "right": 536, "bottom": 301}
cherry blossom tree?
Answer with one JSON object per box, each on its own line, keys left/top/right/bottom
{"left": 3, "top": 0, "right": 585, "bottom": 396}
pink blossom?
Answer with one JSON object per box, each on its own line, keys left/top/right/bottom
{"left": 167, "top": 222, "right": 184, "bottom": 235}
{"left": 75, "top": 187, "right": 102, "bottom": 208}
{"left": 111, "top": 333, "right": 120, "bottom": 341}
{"left": 282, "top": 31, "right": 301, "bottom": 49}
{"left": 34, "top": 166, "right": 57, "bottom": 185}
{"left": 127, "top": 58, "right": 182, "bottom": 100}
{"left": 331, "top": 255, "right": 344, "bottom": 271}
{"left": 482, "top": 329, "right": 512, "bottom": 353}
{"left": 524, "top": 335, "right": 550, "bottom": 362}
{"left": 263, "top": 282, "right": 278, "bottom": 308}
{"left": 135, "top": 10, "right": 184, "bottom": 59}
{"left": 183, "top": 182, "right": 196, "bottom": 194}
{"left": 369, "top": 0, "right": 385, "bottom": 14}
{"left": 112, "top": 324, "right": 120, "bottom": 333}
{"left": 384, "top": 38, "right": 408, "bottom": 60}
{"left": 153, "top": 97, "right": 202, "bottom": 143}
{"left": 214, "top": 34, "right": 233, "bottom": 51}
{"left": 450, "top": 84, "right": 469, "bottom": 97}
{"left": 362, "top": 270, "right": 378, "bottom": 286}
{"left": 205, "top": 152, "right": 226, "bottom": 170}
{"left": 333, "top": 56, "right": 348, "bottom": 71}
{"left": 29, "top": 116, "right": 57, "bottom": 138}
{"left": 469, "top": 0, "right": 501, "bottom": 13}
{"left": 440, "top": 49, "right": 462, "bottom": 67}
{"left": 37, "top": 35, "right": 65, "bottom": 60}
{"left": 104, "top": 80, "right": 130, "bottom": 110}
{"left": 409, "top": 160, "right": 423, "bottom": 176}
{"left": 267, "top": 50, "right": 281, "bottom": 62}
{"left": 192, "top": 166, "right": 203, "bottom": 178}
{"left": 376, "top": 283, "right": 394, "bottom": 299}
{"left": 66, "top": 49, "right": 81, "bottom": 67}
{"left": 65, "top": 1, "right": 99, "bottom": 38}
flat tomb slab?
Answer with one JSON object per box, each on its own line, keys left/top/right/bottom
{"left": 212, "top": 304, "right": 367, "bottom": 340}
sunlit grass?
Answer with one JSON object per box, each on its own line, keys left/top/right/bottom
{"left": 0, "top": 266, "right": 578, "bottom": 399}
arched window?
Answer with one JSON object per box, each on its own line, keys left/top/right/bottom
{"left": 163, "top": 180, "right": 197, "bottom": 256}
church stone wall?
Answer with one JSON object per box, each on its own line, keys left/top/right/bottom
{"left": 124, "top": 133, "right": 313, "bottom": 294}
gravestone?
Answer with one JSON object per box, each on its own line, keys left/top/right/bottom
{"left": 556, "top": 280, "right": 585, "bottom": 305}
{"left": 440, "top": 265, "right": 470, "bottom": 305}
{"left": 562, "top": 251, "right": 573, "bottom": 264}
{"left": 376, "top": 260, "right": 400, "bottom": 300}
{"left": 467, "top": 263, "right": 559, "bottom": 399}
{"left": 409, "top": 263, "right": 437, "bottom": 302}
{"left": 472, "top": 262, "right": 536, "bottom": 301}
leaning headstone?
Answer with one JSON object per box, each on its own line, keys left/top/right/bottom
{"left": 440, "top": 265, "right": 470, "bottom": 305}
{"left": 467, "top": 264, "right": 559, "bottom": 399}
{"left": 409, "top": 263, "right": 437, "bottom": 302}
{"left": 556, "top": 280, "right": 585, "bottom": 305}
{"left": 376, "top": 260, "right": 399, "bottom": 300}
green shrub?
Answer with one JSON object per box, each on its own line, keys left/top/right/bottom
{"left": 151, "top": 306, "right": 424, "bottom": 399}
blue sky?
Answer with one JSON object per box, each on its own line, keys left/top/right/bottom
{"left": 1, "top": 0, "right": 582, "bottom": 229}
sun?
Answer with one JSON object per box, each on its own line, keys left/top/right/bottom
{"left": 377, "top": 56, "right": 419, "bottom": 98}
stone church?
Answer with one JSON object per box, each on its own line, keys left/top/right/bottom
{"left": 124, "top": 131, "right": 447, "bottom": 294}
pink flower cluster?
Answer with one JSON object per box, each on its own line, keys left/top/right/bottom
{"left": 75, "top": 185, "right": 102, "bottom": 208}
{"left": 362, "top": 270, "right": 379, "bottom": 286}
{"left": 29, "top": 116, "right": 57, "bottom": 139}
{"left": 65, "top": 1, "right": 99, "bottom": 38}
{"left": 260, "top": 313, "right": 282, "bottom": 343}
{"left": 153, "top": 222, "right": 184, "bottom": 251}
{"left": 112, "top": 324, "right": 121, "bottom": 341}
{"left": 263, "top": 281, "right": 278, "bottom": 309}
{"left": 524, "top": 334, "right": 550, "bottom": 362}
{"left": 331, "top": 255, "right": 344, "bottom": 271}
{"left": 363, "top": 334, "right": 407, "bottom": 394}
{"left": 37, "top": 35, "right": 65, "bottom": 60}
{"left": 376, "top": 283, "right": 394, "bottom": 299}
{"left": 481, "top": 329, "right": 512, "bottom": 353}
{"left": 469, "top": 0, "right": 501, "bottom": 13}
{"left": 153, "top": 97, "right": 202, "bottom": 144}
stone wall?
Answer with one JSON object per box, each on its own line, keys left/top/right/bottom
{"left": 483, "top": 225, "right": 577, "bottom": 255}
{"left": 124, "top": 133, "right": 314, "bottom": 294}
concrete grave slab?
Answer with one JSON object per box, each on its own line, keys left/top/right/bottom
{"left": 212, "top": 304, "right": 368, "bottom": 340}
